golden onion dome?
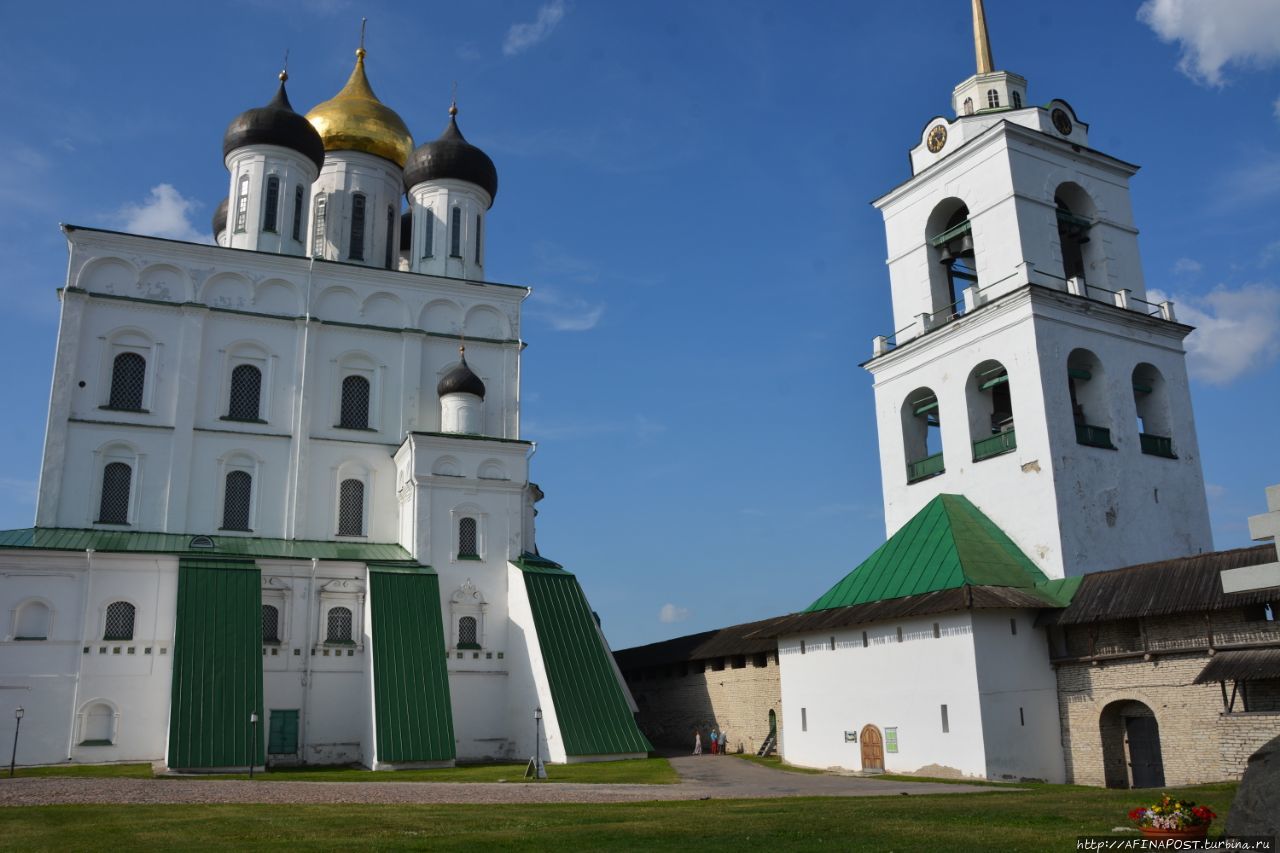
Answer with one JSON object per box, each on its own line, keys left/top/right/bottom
{"left": 306, "top": 48, "right": 413, "bottom": 168}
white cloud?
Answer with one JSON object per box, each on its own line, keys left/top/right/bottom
{"left": 1172, "top": 257, "right": 1202, "bottom": 275}
{"left": 112, "top": 184, "right": 212, "bottom": 244}
{"left": 1149, "top": 283, "right": 1280, "bottom": 384}
{"left": 503, "top": 0, "right": 567, "bottom": 56}
{"left": 1138, "top": 0, "right": 1280, "bottom": 86}
{"left": 527, "top": 287, "right": 604, "bottom": 331}
{"left": 1274, "top": 95, "right": 1280, "bottom": 122}
{"left": 1205, "top": 483, "right": 1227, "bottom": 500}
{"left": 658, "top": 603, "right": 689, "bottom": 624}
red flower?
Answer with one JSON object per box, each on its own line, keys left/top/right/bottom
{"left": 1128, "top": 808, "right": 1147, "bottom": 821}
{"left": 1191, "top": 806, "right": 1216, "bottom": 823}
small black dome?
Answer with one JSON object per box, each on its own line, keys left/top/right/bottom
{"left": 212, "top": 196, "right": 228, "bottom": 236}
{"left": 404, "top": 109, "right": 498, "bottom": 205}
{"left": 437, "top": 352, "right": 486, "bottom": 399}
{"left": 223, "top": 78, "right": 326, "bottom": 172}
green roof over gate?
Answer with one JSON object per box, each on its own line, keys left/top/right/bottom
{"left": 0, "top": 527, "right": 415, "bottom": 562}
{"left": 807, "top": 495, "right": 1058, "bottom": 612}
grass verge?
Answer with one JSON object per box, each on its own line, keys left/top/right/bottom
{"left": 730, "top": 754, "right": 826, "bottom": 775}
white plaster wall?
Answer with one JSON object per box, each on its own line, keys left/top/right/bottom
{"left": 910, "top": 99, "right": 1089, "bottom": 175}
{"left": 308, "top": 151, "right": 404, "bottom": 270}
{"left": 779, "top": 613, "right": 987, "bottom": 776}
{"left": 504, "top": 562, "right": 565, "bottom": 763}
{"left": 224, "top": 145, "right": 318, "bottom": 256}
{"left": 408, "top": 180, "right": 493, "bottom": 281}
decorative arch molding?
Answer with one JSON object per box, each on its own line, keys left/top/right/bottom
{"left": 420, "top": 298, "right": 462, "bottom": 334}
{"left": 77, "top": 256, "right": 139, "bottom": 296}
{"left": 76, "top": 698, "right": 121, "bottom": 746}
{"left": 137, "top": 263, "right": 193, "bottom": 302}
{"left": 477, "top": 459, "right": 509, "bottom": 480}
{"left": 449, "top": 578, "right": 487, "bottom": 650}
{"left": 431, "top": 455, "right": 462, "bottom": 477}
{"left": 254, "top": 278, "right": 302, "bottom": 316}
{"left": 91, "top": 441, "right": 144, "bottom": 527}
{"left": 361, "top": 291, "right": 408, "bottom": 328}
{"left": 9, "top": 596, "right": 55, "bottom": 641}
{"left": 313, "top": 286, "right": 360, "bottom": 321}
{"left": 200, "top": 272, "right": 255, "bottom": 309}
{"left": 464, "top": 304, "right": 509, "bottom": 340}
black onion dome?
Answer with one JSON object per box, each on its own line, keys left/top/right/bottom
{"left": 223, "top": 77, "right": 326, "bottom": 172}
{"left": 404, "top": 110, "right": 498, "bottom": 205}
{"left": 212, "top": 197, "right": 228, "bottom": 236}
{"left": 437, "top": 352, "right": 486, "bottom": 399}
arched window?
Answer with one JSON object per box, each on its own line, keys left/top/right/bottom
{"left": 222, "top": 469, "right": 253, "bottom": 531}
{"left": 1011, "top": 90, "right": 1022, "bottom": 109}
{"left": 326, "top": 607, "right": 353, "bottom": 643}
{"left": 902, "top": 389, "right": 944, "bottom": 483}
{"left": 339, "top": 375, "right": 371, "bottom": 429}
{"left": 926, "top": 199, "right": 976, "bottom": 319}
{"left": 292, "top": 185, "right": 305, "bottom": 242}
{"left": 15, "top": 600, "right": 50, "bottom": 640}
{"left": 337, "top": 478, "right": 364, "bottom": 536}
{"left": 349, "top": 193, "right": 366, "bottom": 261}
{"left": 1068, "top": 349, "right": 1115, "bottom": 449}
{"left": 1133, "top": 364, "right": 1176, "bottom": 458}
{"left": 262, "top": 604, "right": 280, "bottom": 643}
{"left": 98, "top": 462, "right": 132, "bottom": 524}
{"left": 227, "top": 364, "right": 262, "bottom": 421}
{"left": 384, "top": 205, "right": 396, "bottom": 270}
{"left": 450, "top": 206, "right": 462, "bottom": 258}
{"left": 234, "top": 174, "right": 250, "bottom": 232}
{"left": 963, "top": 97, "right": 974, "bottom": 115}
{"left": 80, "top": 702, "right": 116, "bottom": 745}
{"left": 458, "top": 615, "right": 478, "bottom": 648}
{"left": 987, "top": 89, "right": 1000, "bottom": 108}
{"left": 474, "top": 214, "right": 483, "bottom": 265}
{"left": 311, "top": 193, "right": 327, "bottom": 257}
{"left": 263, "top": 176, "right": 280, "bottom": 233}
{"left": 458, "top": 516, "right": 479, "bottom": 558}
{"left": 103, "top": 601, "right": 135, "bottom": 641}
{"left": 108, "top": 352, "right": 146, "bottom": 411}
{"left": 1055, "top": 183, "right": 1098, "bottom": 285}
{"left": 422, "top": 207, "right": 435, "bottom": 258}
{"left": 968, "top": 361, "right": 1016, "bottom": 461}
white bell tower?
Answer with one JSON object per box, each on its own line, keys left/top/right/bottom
{"left": 865, "top": 0, "right": 1213, "bottom": 579}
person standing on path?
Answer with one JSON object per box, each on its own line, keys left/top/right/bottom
{"left": 693, "top": 729, "right": 702, "bottom": 755}
{"left": 720, "top": 728, "right": 730, "bottom": 755}
{"left": 710, "top": 728, "right": 718, "bottom": 755}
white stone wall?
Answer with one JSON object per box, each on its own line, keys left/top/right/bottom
{"left": 408, "top": 180, "right": 492, "bottom": 281}
{"left": 224, "top": 145, "right": 318, "bottom": 256}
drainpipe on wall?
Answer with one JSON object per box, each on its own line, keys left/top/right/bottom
{"left": 299, "top": 557, "right": 318, "bottom": 762}
{"left": 66, "top": 549, "right": 95, "bottom": 759}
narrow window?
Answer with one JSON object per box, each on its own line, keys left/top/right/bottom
{"left": 108, "top": 352, "right": 146, "bottom": 411}
{"left": 933, "top": 622, "right": 941, "bottom": 638}
{"left": 896, "top": 626, "right": 903, "bottom": 643}
{"left": 1011, "top": 90, "right": 1022, "bottom": 109}
{"left": 801, "top": 708, "right": 808, "bottom": 732}
{"left": 829, "top": 636, "right": 836, "bottom": 651}
{"left": 474, "top": 214, "right": 482, "bottom": 264}
{"left": 941, "top": 704, "right": 950, "bottom": 733}
{"left": 886, "top": 727, "right": 899, "bottom": 753}
{"left": 311, "top": 193, "right": 327, "bottom": 257}
{"left": 292, "top": 185, "right": 304, "bottom": 242}
{"left": 987, "top": 89, "right": 1000, "bottom": 108}
{"left": 234, "top": 174, "right": 250, "bottom": 232}
{"left": 422, "top": 207, "right": 435, "bottom": 258}
{"left": 458, "top": 516, "right": 478, "bottom": 557}
{"left": 263, "top": 176, "right": 280, "bottom": 233}
{"left": 458, "top": 615, "right": 478, "bottom": 648}
{"left": 326, "top": 607, "right": 353, "bottom": 643}
{"left": 349, "top": 193, "right": 366, "bottom": 260}
{"left": 103, "top": 601, "right": 135, "bottom": 641}
{"left": 98, "top": 462, "right": 132, "bottom": 524}
{"left": 1010, "top": 618, "right": 1018, "bottom": 635}
{"left": 800, "top": 639, "right": 806, "bottom": 655}
{"left": 15, "top": 601, "right": 50, "bottom": 640}
{"left": 1019, "top": 707, "right": 1025, "bottom": 726}
{"left": 384, "top": 205, "right": 395, "bottom": 269}
{"left": 262, "top": 604, "right": 280, "bottom": 643}
{"left": 450, "top": 206, "right": 462, "bottom": 257}
{"left": 339, "top": 375, "right": 371, "bottom": 429}
{"left": 227, "top": 364, "right": 262, "bottom": 421}
{"left": 963, "top": 97, "right": 974, "bottom": 115}
{"left": 337, "top": 478, "right": 364, "bottom": 536}
{"left": 222, "top": 470, "right": 252, "bottom": 531}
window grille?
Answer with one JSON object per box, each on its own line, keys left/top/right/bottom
{"left": 384, "top": 205, "right": 395, "bottom": 269}
{"left": 339, "top": 375, "right": 371, "bottom": 429}
{"left": 450, "top": 207, "right": 462, "bottom": 257}
{"left": 108, "top": 352, "right": 146, "bottom": 410}
{"left": 98, "top": 462, "right": 132, "bottom": 524}
{"left": 349, "top": 193, "right": 366, "bottom": 260}
{"left": 326, "top": 607, "right": 353, "bottom": 643}
{"left": 1011, "top": 91, "right": 1022, "bottom": 109}
{"left": 474, "top": 214, "right": 482, "bottom": 264}
{"left": 262, "top": 604, "right": 280, "bottom": 642}
{"left": 292, "top": 185, "right": 304, "bottom": 241}
{"left": 234, "top": 174, "right": 249, "bottom": 232}
{"left": 222, "top": 470, "right": 252, "bottom": 531}
{"left": 263, "top": 176, "right": 280, "bottom": 233}
{"left": 458, "top": 517, "right": 478, "bottom": 557}
{"left": 103, "top": 601, "right": 135, "bottom": 641}
{"left": 458, "top": 615, "right": 478, "bottom": 646}
{"left": 987, "top": 89, "right": 999, "bottom": 108}
{"left": 422, "top": 208, "right": 434, "bottom": 258}
{"left": 312, "top": 193, "right": 327, "bottom": 257}
{"left": 337, "top": 479, "right": 364, "bottom": 536}
{"left": 227, "top": 364, "right": 262, "bottom": 421}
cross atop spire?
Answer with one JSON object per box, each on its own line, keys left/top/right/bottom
{"left": 972, "top": 0, "right": 994, "bottom": 75}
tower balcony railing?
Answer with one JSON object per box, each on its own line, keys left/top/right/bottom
{"left": 1075, "top": 423, "right": 1116, "bottom": 450}
{"left": 871, "top": 261, "right": 1179, "bottom": 358}
{"left": 1139, "top": 433, "right": 1177, "bottom": 459}
{"left": 972, "top": 428, "right": 1017, "bottom": 461}
{"left": 906, "top": 452, "right": 945, "bottom": 483}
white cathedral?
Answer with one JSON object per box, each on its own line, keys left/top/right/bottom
{"left": 0, "top": 46, "right": 649, "bottom": 770}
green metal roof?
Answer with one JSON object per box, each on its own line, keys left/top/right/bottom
{"left": 516, "top": 561, "right": 652, "bottom": 756}
{"left": 0, "top": 527, "right": 415, "bottom": 562}
{"left": 806, "top": 495, "right": 1054, "bottom": 612}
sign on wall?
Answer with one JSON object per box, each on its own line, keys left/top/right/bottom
{"left": 844, "top": 731, "right": 857, "bottom": 743}
{"left": 886, "top": 727, "right": 899, "bottom": 753}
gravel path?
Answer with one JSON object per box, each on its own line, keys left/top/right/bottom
{"left": 0, "top": 757, "right": 1006, "bottom": 806}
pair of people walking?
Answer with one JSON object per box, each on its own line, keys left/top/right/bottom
{"left": 692, "top": 727, "right": 731, "bottom": 755}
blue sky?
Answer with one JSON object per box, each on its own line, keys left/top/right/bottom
{"left": 0, "top": 1, "right": 1278, "bottom": 649}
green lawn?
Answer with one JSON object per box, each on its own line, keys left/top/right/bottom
{"left": 0, "top": 783, "right": 1240, "bottom": 851}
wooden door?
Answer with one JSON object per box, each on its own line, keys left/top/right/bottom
{"left": 1124, "top": 715, "right": 1165, "bottom": 788}
{"left": 860, "top": 724, "right": 884, "bottom": 771}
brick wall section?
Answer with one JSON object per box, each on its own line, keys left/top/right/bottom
{"left": 1056, "top": 609, "right": 1280, "bottom": 787}
{"left": 625, "top": 656, "right": 782, "bottom": 755}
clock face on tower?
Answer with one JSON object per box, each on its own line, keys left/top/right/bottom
{"left": 1051, "top": 108, "right": 1073, "bottom": 136}
{"left": 926, "top": 124, "right": 948, "bottom": 153}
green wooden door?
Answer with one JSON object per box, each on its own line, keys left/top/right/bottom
{"left": 268, "top": 710, "right": 299, "bottom": 756}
